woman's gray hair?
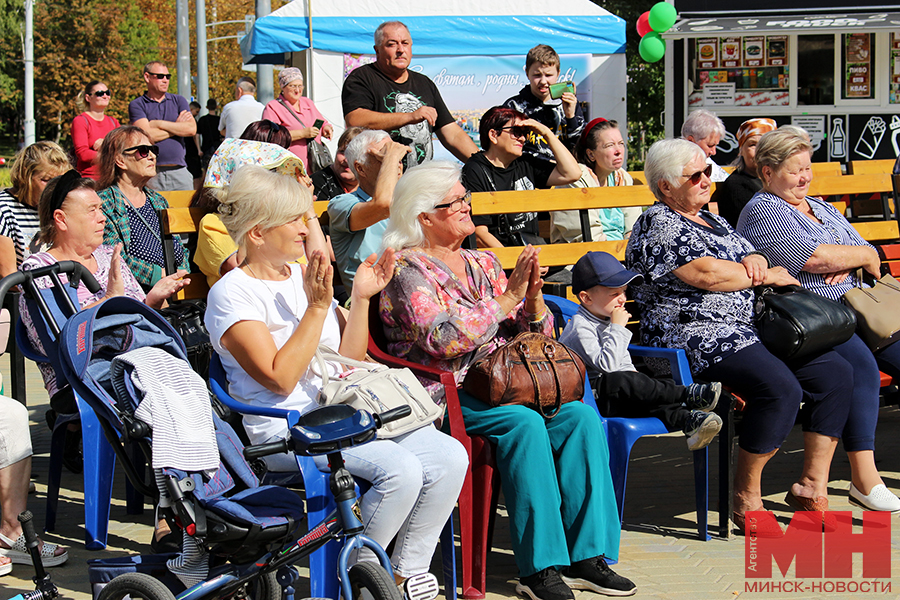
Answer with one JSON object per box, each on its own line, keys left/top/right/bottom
{"left": 681, "top": 109, "right": 726, "bottom": 140}
{"left": 345, "top": 129, "right": 390, "bottom": 177}
{"left": 645, "top": 139, "right": 705, "bottom": 202}
{"left": 755, "top": 129, "right": 813, "bottom": 176}
{"left": 218, "top": 165, "right": 312, "bottom": 248}
{"left": 382, "top": 161, "right": 462, "bottom": 251}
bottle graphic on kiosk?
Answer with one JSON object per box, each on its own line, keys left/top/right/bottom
{"left": 830, "top": 118, "right": 846, "bottom": 159}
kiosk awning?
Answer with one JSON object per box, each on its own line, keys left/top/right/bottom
{"left": 663, "top": 12, "right": 900, "bottom": 38}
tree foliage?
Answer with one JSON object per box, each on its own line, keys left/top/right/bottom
{"left": 594, "top": 0, "right": 666, "bottom": 169}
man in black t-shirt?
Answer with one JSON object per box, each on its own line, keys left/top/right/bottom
{"left": 197, "top": 99, "right": 222, "bottom": 168}
{"left": 342, "top": 21, "right": 477, "bottom": 169}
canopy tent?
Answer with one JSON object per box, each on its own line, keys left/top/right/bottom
{"left": 241, "top": 0, "right": 625, "bottom": 64}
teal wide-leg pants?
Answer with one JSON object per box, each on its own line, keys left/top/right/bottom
{"left": 458, "top": 393, "right": 620, "bottom": 577}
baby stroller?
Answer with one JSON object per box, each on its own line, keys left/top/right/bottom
{"left": 4, "top": 263, "right": 435, "bottom": 600}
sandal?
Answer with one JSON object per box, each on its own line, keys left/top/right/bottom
{"left": 0, "top": 532, "right": 68, "bottom": 567}
{"left": 0, "top": 556, "right": 11, "bottom": 576}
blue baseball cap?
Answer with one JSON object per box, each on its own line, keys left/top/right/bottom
{"left": 572, "top": 252, "right": 643, "bottom": 294}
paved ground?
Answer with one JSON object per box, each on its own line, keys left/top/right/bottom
{"left": 2, "top": 360, "right": 900, "bottom": 600}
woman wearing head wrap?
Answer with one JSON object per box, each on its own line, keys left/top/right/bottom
{"left": 261, "top": 67, "right": 334, "bottom": 172}
{"left": 711, "top": 117, "right": 777, "bottom": 227}
{"left": 190, "top": 138, "right": 326, "bottom": 287}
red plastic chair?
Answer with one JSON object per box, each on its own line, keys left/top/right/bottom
{"left": 368, "top": 304, "right": 497, "bottom": 600}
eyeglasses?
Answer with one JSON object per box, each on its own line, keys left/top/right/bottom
{"left": 498, "top": 125, "right": 529, "bottom": 139}
{"left": 147, "top": 72, "right": 171, "bottom": 80}
{"left": 433, "top": 190, "right": 472, "bottom": 213}
{"left": 284, "top": 84, "right": 303, "bottom": 92}
{"left": 683, "top": 164, "right": 713, "bottom": 186}
{"left": 123, "top": 144, "right": 160, "bottom": 159}
{"left": 91, "top": 90, "right": 111, "bottom": 97}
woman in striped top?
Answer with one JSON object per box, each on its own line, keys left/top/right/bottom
{"left": 0, "top": 142, "right": 70, "bottom": 277}
{"left": 737, "top": 127, "right": 900, "bottom": 513}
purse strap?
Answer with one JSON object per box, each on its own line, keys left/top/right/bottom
{"left": 518, "top": 339, "right": 564, "bottom": 419}
{"left": 277, "top": 98, "right": 309, "bottom": 128}
{"left": 311, "top": 344, "right": 381, "bottom": 387}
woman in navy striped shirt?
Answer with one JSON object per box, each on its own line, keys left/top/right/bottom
{"left": 737, "top": 128, "right": 900, "bottom": 513}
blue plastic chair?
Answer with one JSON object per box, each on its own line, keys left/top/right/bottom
{"left": 15, "top": 298, "right": 144, "bottom": 550}
{"left": 209, "top": 354, "right": 458, "bottom": 600}
{"left": 543, "top": 294, "right": 710, "bottom": 541}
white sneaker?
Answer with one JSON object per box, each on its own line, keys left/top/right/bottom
{"left": 849, "top": 483, "right": 900, "bottom": 513}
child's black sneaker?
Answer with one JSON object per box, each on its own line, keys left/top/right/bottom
{"left": 516, "top": 567, "right": 575, "bottom": 600}
{"left": 684, "top": 410, "right": 723, "bottom": 451}
{"left": 685, "top": 381, "right": 722, "bottom": 412}
{"left": 561, "top": 556, "right": 636, "bottom": 597}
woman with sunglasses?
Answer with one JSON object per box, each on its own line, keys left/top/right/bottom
{"left": 462, "top": 106, "right": 580, "bottom": 249}
{"left": 71, "top": 81, "right": 120, "bottom": 181}
{"left": 97, "top": 125, "right": 190, "bottom": 288}
{"left": 551, "top": 119, "right": 641, "bottom": 243}
{"left": 625, "top": 138, "right": 867, "bottom": 534}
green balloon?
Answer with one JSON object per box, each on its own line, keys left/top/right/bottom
{"left": 649, "top": 2, "right": 678, "bottom": 33}
{"left": 639, "top": 32, "right": 665, "bottom": 63}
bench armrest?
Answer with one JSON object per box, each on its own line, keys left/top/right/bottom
{"left": 628, "top": 345, "right": 694, "bottom": 386}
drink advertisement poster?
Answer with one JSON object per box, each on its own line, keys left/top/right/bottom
{"left": 846, "top": 33, "right": 871, "bottom": 98}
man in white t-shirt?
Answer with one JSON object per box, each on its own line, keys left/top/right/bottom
{"left": 219, "top": 77, "right": 265, "bottom": 139}
{"left": 682, "top": 109, "right": 729, "bottom": 183}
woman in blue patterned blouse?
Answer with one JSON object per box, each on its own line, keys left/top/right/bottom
{"left": 626, "top": 138, "right": 865, "bottom": 535}
{"left": 737, "top": 128, "right": 900, "bottom": 513}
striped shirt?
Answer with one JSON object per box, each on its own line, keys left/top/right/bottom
{"left": 736, "top": 191, "right": 874, "bottom": 301}
{"left": 0, "top": 189, "right": 41, "bottom": 267}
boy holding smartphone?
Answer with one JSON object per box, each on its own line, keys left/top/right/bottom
{"left": 503, "top": 44, "right": 585, "bottom": 164}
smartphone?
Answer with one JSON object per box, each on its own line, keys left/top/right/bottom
{"left": 549, "top": 82, "right": 575, "bottom": 100}
{"left": 313, "top": 119, "right": 325, "bottom": 129}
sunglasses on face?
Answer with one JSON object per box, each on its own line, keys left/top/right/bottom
{"left": 124, "top": 144, "right": 160, "bottom": 159}
{"left": 683, "top": 164, "right": 713, "bottom": 185}
{"left": 498, "top": 125, "right": 529, "bottom": 139}
{"left": 148, "top": 72, "right": 171, "bottom": 80}
{"left": 91, "top": 90, "right": 111, "bottom": 97}
{"left": 433, "top": 190, "right": 472, "bottom": 213}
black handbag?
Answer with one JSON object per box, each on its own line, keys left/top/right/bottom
{"left": 754, "top": 285, "right": 857, "bottom": 361}
{"left": 158, "top": 299, "right": 212, "bottom": 379}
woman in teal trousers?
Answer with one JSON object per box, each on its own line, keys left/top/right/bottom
{"left": 379, "top": 161, "right": 636, "bottom": 600}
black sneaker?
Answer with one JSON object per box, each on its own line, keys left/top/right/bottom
{"left": 561, "top": 557, "right": 636, "bottom": 597}
{"left": 683, "top": 410, "right": 723, "bottom": 451}
{"left": 516, "top": 568, "right": 575, "bottom": 600}
{"left": 684, "top": 381, "right": 722, "bottom": 412}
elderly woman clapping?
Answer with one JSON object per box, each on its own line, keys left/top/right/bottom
{"left": 20, "top": 171, "right": 189, "bottom": 400}
{"left": 737, "top": 128, "right": 900, "bottom": 512}
{"left": 380, "top": 161, "right": 637, "bottom": 598}
{"left": 97, "top": 125, "right": 190, "bottom": 289}
{"left": 625, "top": 138, "right": 867, "bottom": 533}
{"left": 204, "top": 165, "right": 466, "bottom": 584}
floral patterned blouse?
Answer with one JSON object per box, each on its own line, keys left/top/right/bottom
{"left": 624, "top": 202, "right": 760, "bottom": 375}
{"left": 380, "top": 248, "right": 553, "bottom": 402}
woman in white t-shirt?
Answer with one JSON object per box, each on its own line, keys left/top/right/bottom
{"left": 205, "top": 165, "right": 467, "bottom": 584}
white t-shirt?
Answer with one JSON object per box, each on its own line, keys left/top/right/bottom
{"left": 219, "top": 95, "right": 265, "bottom": 140}
{"left": 205, "top": 265, "right": 342, "bottom": 444}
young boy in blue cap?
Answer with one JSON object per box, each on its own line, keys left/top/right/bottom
{"left": 559, "top": 251, "right": 723, "bottom": 450}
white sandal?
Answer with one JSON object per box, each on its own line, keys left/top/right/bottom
{"left": 0, "top": 556, "right": 11, "bottom": 576}
{"left": 0, "top": 532, "right": 68, "bottom": 567}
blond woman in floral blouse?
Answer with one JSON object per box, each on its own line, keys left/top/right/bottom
{"left": 379, "top": 161, "right": 636, "bottom": 600}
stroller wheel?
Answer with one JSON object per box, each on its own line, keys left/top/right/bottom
{"left": 225, "top": 571, "right": 280, "bottom": 600}
{"left": 97, "top": 572, "right": 177, "bottom": 600}
{"left": 349, "top": 562, "right": 403, "bottom": 600}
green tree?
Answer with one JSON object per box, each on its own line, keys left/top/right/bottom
{"left": 594, "top": 0, "right": 666, "bottom": 169}
{"left": 0, "top": 0, "right": 24, "bottom": 146}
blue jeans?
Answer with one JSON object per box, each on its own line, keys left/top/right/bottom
{"left": 266, "top": 425, "right": 467, "bottom": 577}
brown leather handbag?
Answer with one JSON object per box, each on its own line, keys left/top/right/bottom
{"left": 462, "top": 332, "right": 586, "bottom": 418}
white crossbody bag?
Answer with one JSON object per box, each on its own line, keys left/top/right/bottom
{"left": 312, "top": 345, "right": 442, "bottom": 438}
